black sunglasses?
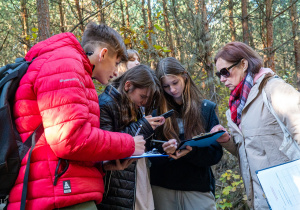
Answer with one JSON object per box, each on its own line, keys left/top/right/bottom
{"left": 215, "top": 60, "right": 241, "bottom": 78}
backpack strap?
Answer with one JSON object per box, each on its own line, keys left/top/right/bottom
{"left": 262, "top": 85, "right": 300, "bottom": 159}
{"left": 20, "top": 123, "right": 44, "bottom": 210}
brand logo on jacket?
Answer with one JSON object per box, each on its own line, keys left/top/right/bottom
{"left": 63, "top": 180, "right": 71, "bottom": 194}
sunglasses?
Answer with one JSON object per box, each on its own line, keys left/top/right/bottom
{"left": 215, "top": 60, "right": 241, "bottom": 78}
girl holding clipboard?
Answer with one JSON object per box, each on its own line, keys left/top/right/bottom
{"left": 150, "top": 57, "right": 224, "bottom": 210}
{"left": 97, "top": 65, "right": 177, "bottom": 210}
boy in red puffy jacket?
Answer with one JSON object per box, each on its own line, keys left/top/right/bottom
{"left": 7, "top": 22, "right": 145, "bottom": 210}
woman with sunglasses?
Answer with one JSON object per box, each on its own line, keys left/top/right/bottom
{"left": 149, "top": 57, "right": 223, "bottom": 210}
{"left": 212, "top": 41, "right": 300, "bottom": 209}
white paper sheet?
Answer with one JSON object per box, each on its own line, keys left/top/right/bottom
{"left": 256, "top": 159, "right": 300, "bottom": 210}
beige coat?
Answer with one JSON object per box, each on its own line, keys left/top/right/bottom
{"left": 221, "top": 72, "right": 300, "bottom": 209}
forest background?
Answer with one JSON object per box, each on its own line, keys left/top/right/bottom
{"left": 0, "top": 0, "right": 299, "bottom": 209}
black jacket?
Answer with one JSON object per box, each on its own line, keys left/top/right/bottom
{"left": 149, "top": 100, "right": 223, "bottom": 194}
{"left": 97, "top": 85, "right": 154, "bottom": 210}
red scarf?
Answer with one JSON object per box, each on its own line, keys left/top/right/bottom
{"left": 229, "top": 79, "right": 244, "bottom": 125}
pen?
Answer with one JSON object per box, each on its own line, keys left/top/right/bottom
{"left": 140, "top": 106, "right": 145, "bottom": 117}
{"left": 151, "top": 139, "right": 166, "bottom": 144}
{"left": 135, "top": 124, "right": 142, "bottom": 136}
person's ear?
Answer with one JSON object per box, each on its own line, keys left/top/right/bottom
{"left": 241, "top": 59, "right": 248, "bottom": 72}
{"left": 98, "top": 48, "right": 108, "bottom": 62}
{"left": 124, "top": 81, "right": 131, "bottom": 92}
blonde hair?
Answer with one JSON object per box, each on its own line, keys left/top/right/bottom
{"left": 117, "top": 49, "right": 141, "bottom": 76}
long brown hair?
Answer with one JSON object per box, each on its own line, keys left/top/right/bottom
{"left": 111, "top": 64, "right": 160, "bottom": 127}
{"left": 155, "top": 57, "right": 205, "bottom": 141}
{"left": 214, "top": 41, "right": 263, "bottom": 76}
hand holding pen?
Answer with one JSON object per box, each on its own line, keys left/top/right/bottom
{"left": 135, "top": 124, "right": 142, "bottom": 136}
{"left": 151, "top": 139, "right": 177, "bottom": 155}
{"left": 132, "top": 124, "right": 145, "bottom": 156}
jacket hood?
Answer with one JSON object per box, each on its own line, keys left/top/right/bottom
{"left": 253, "top": 67, "right": 274, "bottom": 84}
{"left": 25, "top": 32, "right": 93, "bottom": 75}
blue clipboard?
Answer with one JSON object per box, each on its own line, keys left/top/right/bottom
{"left": 177, "top": 130, "right": 225, "bottom": 150}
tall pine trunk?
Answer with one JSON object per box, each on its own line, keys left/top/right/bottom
{"left": 228, "top": 0, "right": 236, "bottom": 41}
{"left": 201, "top": 0, "right": 214, "bottom": 98}
{"left": 147, "top": 0, "right": 155, "bottom": 68}
{"left": 290, "top": 0, "right": 300, "bottom": 89}
{"left": 266, "top": 0, "right": 275, "bottom": 70}
{"left": 171, "top": 0, "right": 182, "bottom": 61}
{"left": 36, "top": 0, "right": 50, "bottom": 41}
{"left": 124, "top": 0, "right": 131, "bottom": 48}
{"left": 241, "top": 0, "right": 250, "bottom": 45}
{"left": 97, "top": 0, "right": 105, "bottom": 24}
{"left": 75, "top": 0, "right": 84, "bottom": 32}
{"left": 21, "top": 0, "right": 30, "bottom": 53}
{"left": 162, "top": 0, "right": 175, "bottom": 57}
{"left": 58, "top": 0, "right": 65, "bottom": 32}
{"left": 120, "top": 0, "right": 126, "bottom": 40}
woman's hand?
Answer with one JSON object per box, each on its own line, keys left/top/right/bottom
{"left": 210, "top": 124, "right": 231, "bottom": 143}
{"left": 162, "top": 139, "right": 177, "bottom": 155}
{"left": 103, "top": 159, "right": 137, "bottom": 171}
{"left": 169, "top": 146, "right": 192, "bottom": 160}
{"left": 145, "top": 115, "right": 165, "bottom": 130}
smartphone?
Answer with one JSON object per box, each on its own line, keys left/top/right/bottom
{"left": 160, "top": 109, "right": 174, "bottom": 119}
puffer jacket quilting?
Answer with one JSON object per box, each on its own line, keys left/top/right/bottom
{"left": 8, "top": 33, "right": 135, "bottom": 210}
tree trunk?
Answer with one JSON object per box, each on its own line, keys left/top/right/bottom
{"left": 259, "top": 3, "right": 267, "bottom": 66}
{"left": 141, "top": 0, "right": 150, "bottom": 62}
{"left": 290, "top": 0, "right": 300, "bottom": 89}
{"left": 194, "top": 0, "right": 199, "bottom": 13}
{"left": 36, "top": 0, "right": 50, "bottom": 41}
{"left": 201, "top": 0, "right": 214, "bottom": 99}
{"left": 266, "top": 0, "right": 275, "bottom": 70}
{"left": 124, "top": 0, "right": 131, "bottom": 48}
{"left": 147, "top": 0, "right": 155, "bottom": 68}
{"left": 171, "top": 0, "right": 182, "bottom": 61}
{"left": 120, "top": 0, "right": 126, "bottom": 40}
{"left": 228, "top": 0, "right": 236, "bottom": 41}
{"left": 147, "top": 0, "right": 153, "bottom": 46}
{"left": 21, "top": 0, "right": 29, "bottom": 53}
{"left": 162, "top": 0, "right": 175, "bottom": 57}
{"left": 58, "top": 0, "right": 65, "bottom": 32}
{"left": 75, "top": 0, "right": 84, "bottom": 32}
{"left": 241, "top": 0, "right": 250, "bottom": 45}
{"left": 93, "top": 0, "right": 105, "bottom": 24}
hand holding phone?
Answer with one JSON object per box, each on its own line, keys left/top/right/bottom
{"left": 160, "top": 109, "right": 174, "bottom": 119}
{"left": 145, "top": 115, "right": 165, "bottom": 130}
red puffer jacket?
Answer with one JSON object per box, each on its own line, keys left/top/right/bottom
{"left": 7, "top": 33, "right": 135, "bottom": 210}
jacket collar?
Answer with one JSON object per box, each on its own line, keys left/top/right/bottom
{"left": 105, "top": 85, "right": 121, "bottom": 100}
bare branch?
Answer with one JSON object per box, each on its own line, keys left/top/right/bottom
{"left": 271, "top": 35, "right": 295, "bottom": 54}
{"left": 273, "top": 0, "right": 299, "bottom": 20}
{"left": 0, "top": 31, "right": 9, "bottom": 52}
{"left": 69, "top": 0, "right": 117, "bottom": 32}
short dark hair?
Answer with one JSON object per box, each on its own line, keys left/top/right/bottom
{"left": 81, "top": 22, "right": 128, "bottom": 61}
{"left": 214, "top": 41, "right": 263, "bottom": 76}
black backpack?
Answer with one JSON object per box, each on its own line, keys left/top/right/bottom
{"left": 0, "top": 58, "right": 43, "bottom": 209}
